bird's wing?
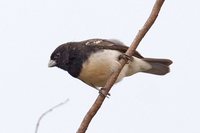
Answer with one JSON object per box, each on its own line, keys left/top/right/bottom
{"left": 82, "top": 38, "right": 143, "bottom": 58}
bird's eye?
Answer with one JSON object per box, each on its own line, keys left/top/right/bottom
{"left": 54, "top": 53, "right": 61, "bottom": 59}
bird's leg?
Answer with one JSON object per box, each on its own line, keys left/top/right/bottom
{"left": 119, "top": 53, "right": 134, "bottom": 63}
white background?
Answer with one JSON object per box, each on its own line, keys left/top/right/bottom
{"left": 1, "top": 0, "right": 200, "bottom": 133}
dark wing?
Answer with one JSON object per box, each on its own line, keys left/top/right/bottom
{"left": 81, "top": 38, "right": 143, "bottom": 58}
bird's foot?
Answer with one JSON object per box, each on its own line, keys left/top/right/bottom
{"left": 119, "top": 53, "right": 134, "bottom": 63}
{"left": 99, "top": 88, "right": 111, "bottom": 98}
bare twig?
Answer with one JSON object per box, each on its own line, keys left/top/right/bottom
{"left": 77, "top": 0, "right": 165, "bottom": 133}
{"left": 35, "top": 98, "right": 69, "bottom": 133}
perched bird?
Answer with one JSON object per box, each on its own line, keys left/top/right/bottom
{"left": 48, "top": 39, "right": 172, "bottom": 91}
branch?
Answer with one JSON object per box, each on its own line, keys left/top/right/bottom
{"left": 35, "top": 98, "right": 69, "bottom": 133}
{"left": 76, "top": 0, "right": 165, "bottom": 133}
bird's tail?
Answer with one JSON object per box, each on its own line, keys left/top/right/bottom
{"left": 142, "top": 58, "right": 173, "bottom": 75}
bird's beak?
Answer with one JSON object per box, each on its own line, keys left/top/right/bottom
{"left": 48, "top": 60, "right": 57, "bottom": 67}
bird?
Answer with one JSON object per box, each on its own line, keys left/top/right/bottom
{"left": 48, "top": 38, "right": 172, "bottom": 92}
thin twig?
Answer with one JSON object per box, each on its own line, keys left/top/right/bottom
{"left": 35, "top": 98, "right": 69, "bottom": 133}
{"left": 77, "top": 0, "right": 165, "bottom": 133}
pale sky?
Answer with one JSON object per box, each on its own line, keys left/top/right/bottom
{"left": 1, "top": 0, "right": 200, "bottom": 133}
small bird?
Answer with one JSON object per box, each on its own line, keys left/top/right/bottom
{"left": 48, "top": 39, "right": 172, "bottom": 92}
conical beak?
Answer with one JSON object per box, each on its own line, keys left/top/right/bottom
{"left": 48, "top": 60, "right": 57, "bottom": 67}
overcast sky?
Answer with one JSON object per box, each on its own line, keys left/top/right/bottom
{"left": 1, "top": 0, "right": 200, "bottom": 133}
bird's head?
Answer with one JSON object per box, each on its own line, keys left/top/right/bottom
{"left": 48, "top": 44, "right": 70, "bottom": 71}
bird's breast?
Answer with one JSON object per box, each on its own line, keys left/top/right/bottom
{"left": 78, "top": 50, "right": 122, "bottom": 87}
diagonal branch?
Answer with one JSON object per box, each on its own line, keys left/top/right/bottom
{"left": 76, "top": 0, "right": 165, "bottom": 133}
{"left": 35, "top": 99, "right": 69, "bottom": 133}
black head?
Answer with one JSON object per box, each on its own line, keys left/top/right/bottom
{"left": 48, "top": 43, "right": 70, "bottom": 71}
